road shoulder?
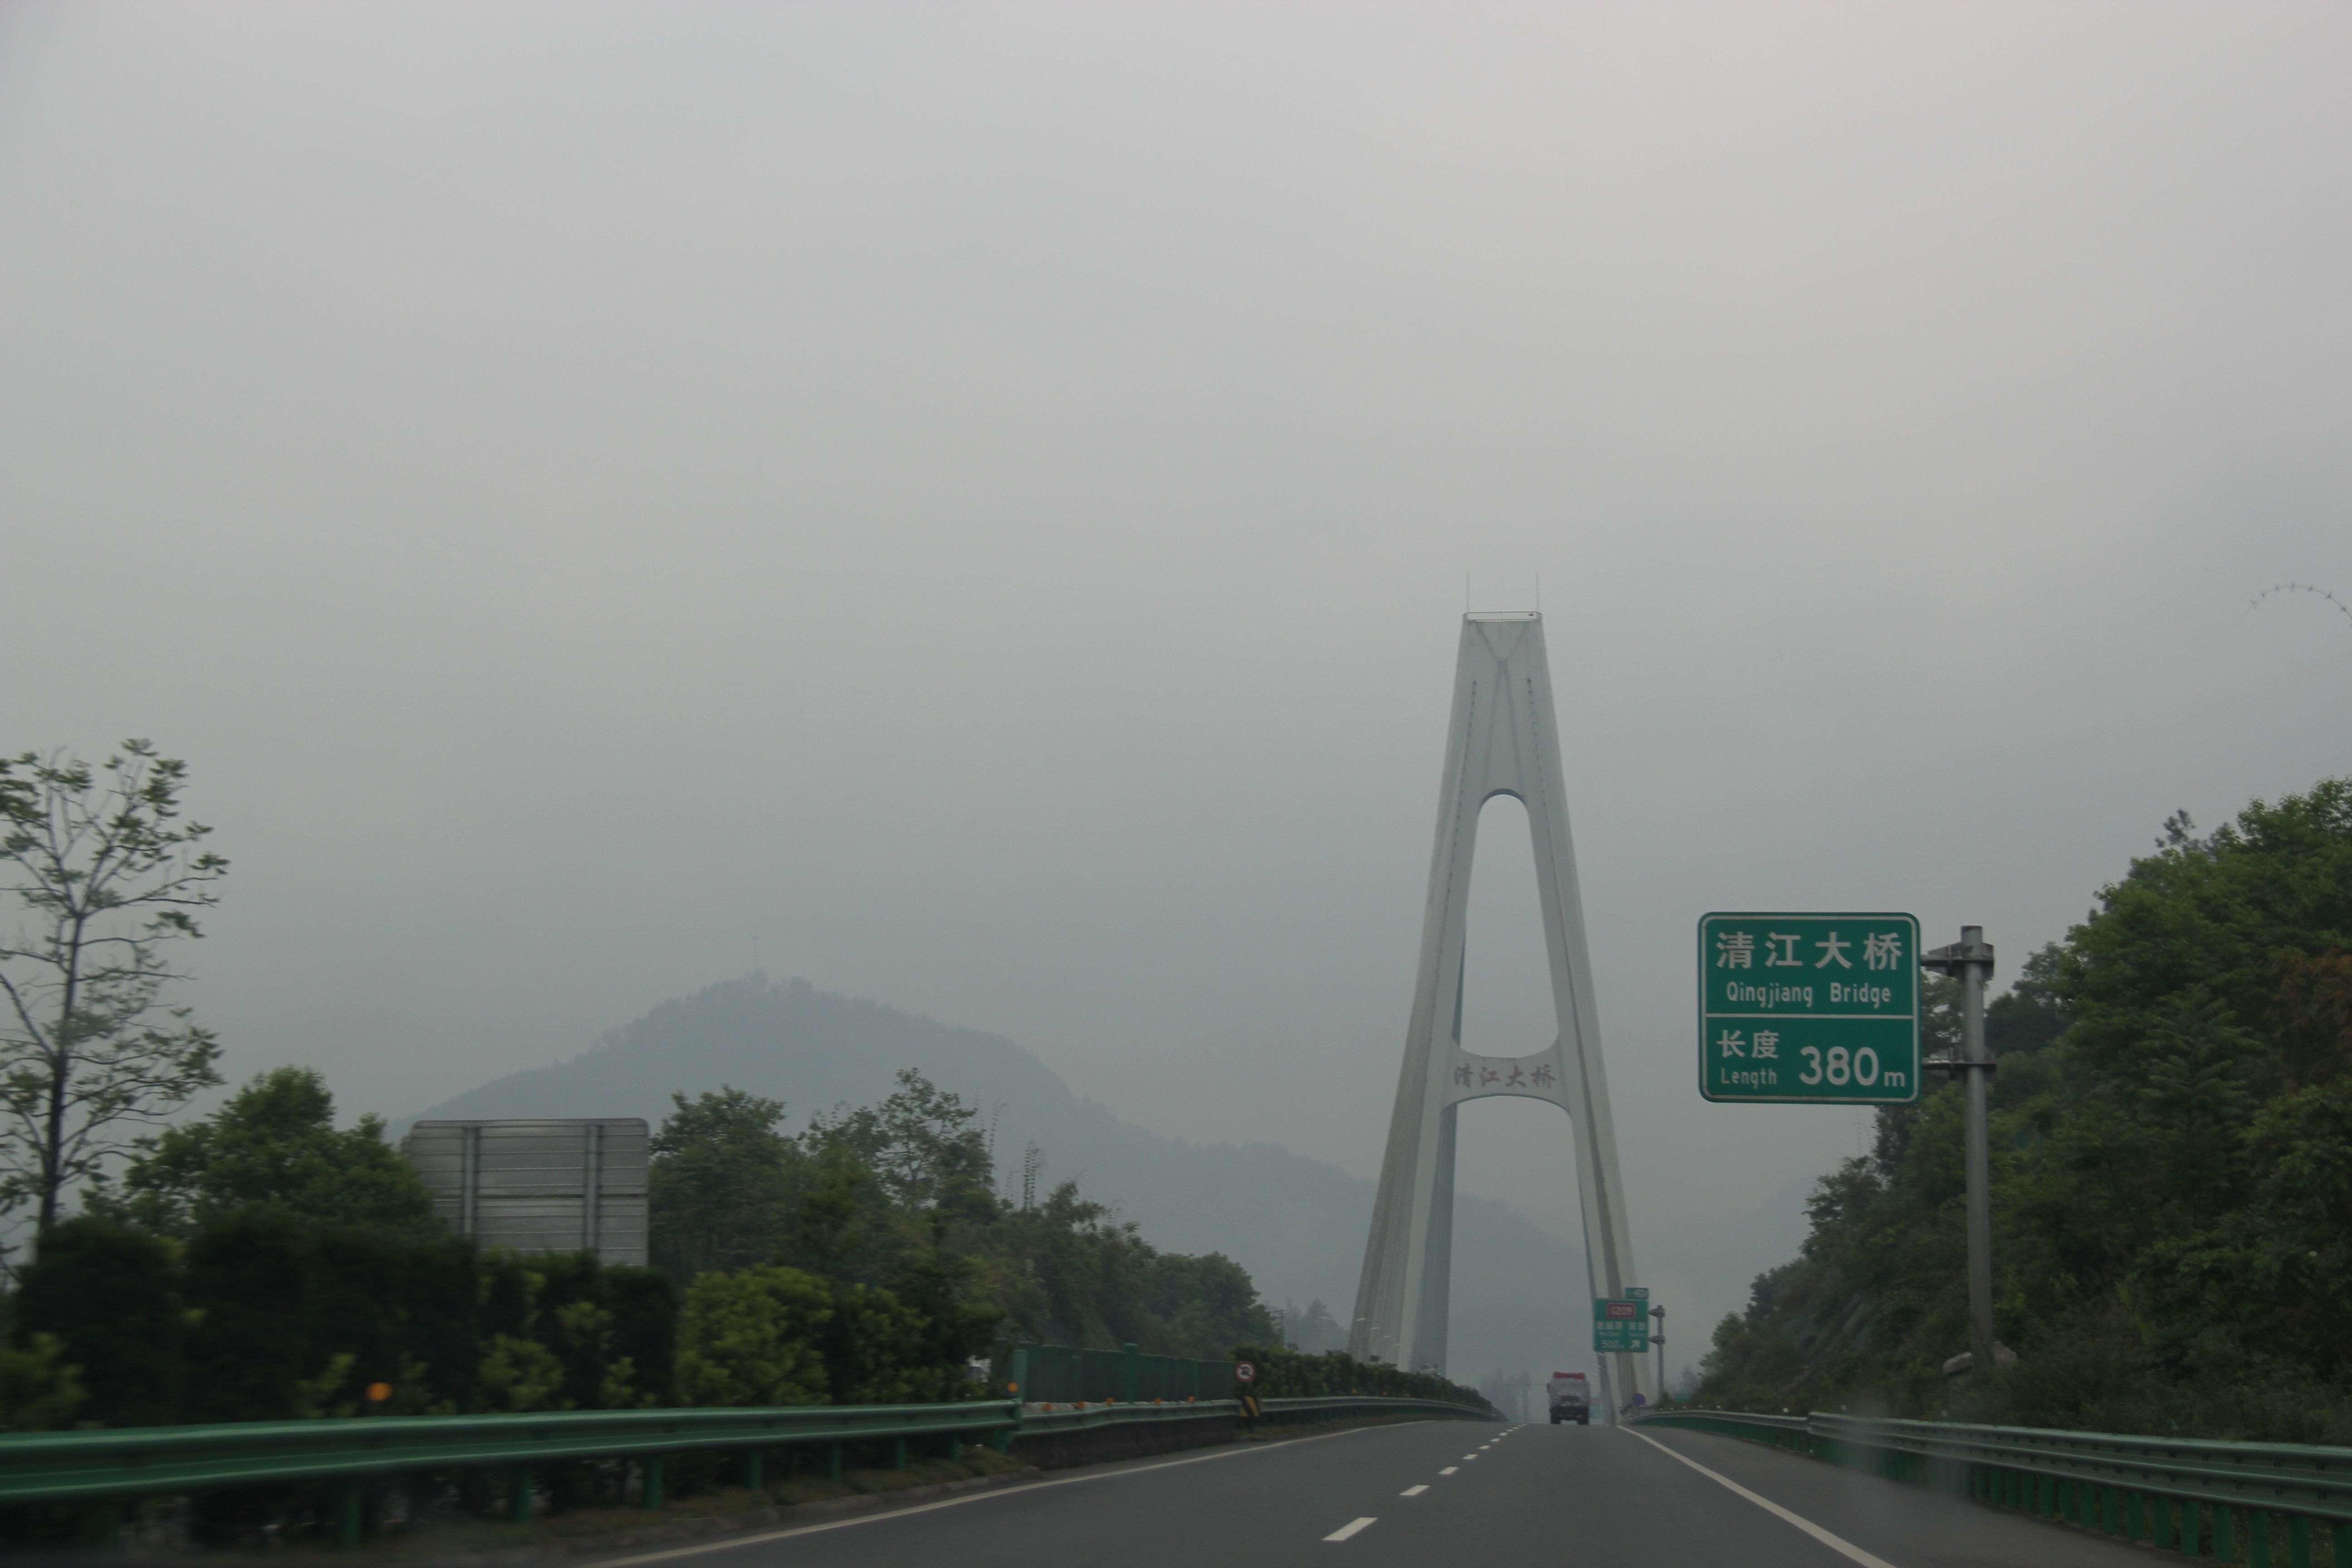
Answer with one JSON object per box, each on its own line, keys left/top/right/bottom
{"left": 1632, "top": 1426, "right": 2171, "bottom": 1568}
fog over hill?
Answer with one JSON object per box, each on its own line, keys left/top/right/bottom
{"left": 407, "top": 975, "right": 1805, "bottom": 1384}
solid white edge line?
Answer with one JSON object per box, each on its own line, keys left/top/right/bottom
{"left": 1622, "top": 1428, "right": 1902, "bottom": 1568}
{"left": 1323, "top": 1516, "right": 1377, "bottom": 1542}
{"left": 585, "top": 1419, "right": 1420, "bottom": 1568}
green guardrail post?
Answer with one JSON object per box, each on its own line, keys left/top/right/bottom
{"left": 642, "top": 1455, "right": 665, "bottom": 1511}
{"left": 890, "top": 1436, "right": 908, "bottom": 1471}
{"left": 991, "top": 1423, "right": 1013, "bottom": 1453}
{"left": 825, "top": 1443, "right": 843, "bottom": 1482}
{"left": 2291, "top": 1512, "right": 2312, "bottom": 1568}
{"left": 2219, "top": 1504, "right": 2237, "bottom": 1564}
{"left": 509, "top": 1465, "right": 535, "bottom": 1525}
{"left": 2185, "top": 1497, "right": 2204, "bottom": 1558}
{"left": 2254, "top": 1509, "right": 2273, "bottom": 1568}
{"left": 948, "top": 1434, "right": 963, "bottom": 1462}
{"left": 2153, "top": 1493, "right": 2171, "bottom": 1550}
{"left": 743, "top": 1448, "right": 763, "bottom": 1490}
{"left": 334, "top": 1478, "right": 365, "bottom": 1550}
{"left": 93, "top": 1499, "right": 123, "bottom": 1554}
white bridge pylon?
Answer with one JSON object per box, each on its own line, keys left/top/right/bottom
{"left": 1348, "top": 612, "right": 1642, "bottom": 1414}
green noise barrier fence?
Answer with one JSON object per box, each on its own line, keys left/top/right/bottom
{"left": 1637, "top": 1407, "right": 2352, "bottom": 1567}
{"left": 0, "top": 1390, "right": 1492, "bottom": 1552}
{"left": 1001, "top": 1342, "right": 1233, "bottom": 1404}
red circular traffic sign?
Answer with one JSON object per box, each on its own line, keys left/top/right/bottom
{"left": 1234, "top": 1361, "right": 1257, "bottom": 1384}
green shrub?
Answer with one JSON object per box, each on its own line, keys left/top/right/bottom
{"left": 12, "top": 1214, "right": 179, "bottom": 1426}
{"left": 0, "top": 1334, "right": 86, "bottom": 1431}
{"left": 676, "top": 1264, "right": 832, "bottom": 1406}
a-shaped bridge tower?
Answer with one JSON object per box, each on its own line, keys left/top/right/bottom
{"left": 1348, "top": 612, "right": 1642, "bottom": 1414}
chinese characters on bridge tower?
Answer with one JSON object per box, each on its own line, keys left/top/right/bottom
{"left": 1451, "top": 1061, "right": 1556, "bottom": 1091}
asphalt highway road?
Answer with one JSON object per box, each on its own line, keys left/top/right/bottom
{"left": 578, "top": 1420, "right": 2167, "bottom": 1568}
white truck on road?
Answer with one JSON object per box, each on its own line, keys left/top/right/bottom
{"left": 1546, "top": 1371, "right": 1591, "bottom": 1425}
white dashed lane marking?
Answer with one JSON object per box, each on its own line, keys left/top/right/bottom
{"left": 1439, "top": 1466, "right": 1458, "bottom": 1475}
{"left": 1324, "top": 1518, "right": 1377, "bottom": 1543}
{"left": 1401, "top": 1485, "right": 1428, "bottom": 1497}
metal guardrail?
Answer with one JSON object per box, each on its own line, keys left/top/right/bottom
{"left": 1254, "top": 1396, "right": 1495, "bottom": 1429}
{"left": 0, "top": 1401, "right": 1019, "bottom": 1549}
{"left": 0, "top": 1391, "right": 1491, "bottom": 1550}
{"left": 1017, "top": 1398, "right": 1241, "bottom": 1436}
{"left": 1627, "top": 1409, "right": 1813, "bottom": 1455}
{"left": 1637, "top": 1408, "right": 2352, "bottom": 1565}
{"left": 1014, "top": 1395, "right": 1490, "bottom": 1435}
{"left": 0, "top": 1402, "right": 1019, "bottom": 1505}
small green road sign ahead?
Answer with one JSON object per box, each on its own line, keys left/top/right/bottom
{"left": 1593, "top": 1298, "right": 1650, "bottom": 1354}
{"left": 1698, "top": 912, "right": 1922, "bottom": 1105}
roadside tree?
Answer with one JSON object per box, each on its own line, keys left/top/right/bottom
{"left": 0, "top": 742, "right": 227, "bottom": 1235}
{"left": 105, "top": 1065, "right": 436, "bottom": 1237}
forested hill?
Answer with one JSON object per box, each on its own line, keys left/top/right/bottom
{"left": 405, "top": 975, "right": 1588, "bottom": 1380}
{"left": 409, "top": 978, "right": 1072, "bottom": 1142}
{"left": 1699, "top": 779, "right": 2352, "bottom": 1441}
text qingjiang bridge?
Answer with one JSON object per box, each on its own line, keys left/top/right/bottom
{"left": 1696, "top": 912, "right": 1921, "bottom": 1104}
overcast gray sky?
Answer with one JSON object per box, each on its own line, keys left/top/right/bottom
{"left": 5, "top": 2, "right": 2350, "bottom": 1348}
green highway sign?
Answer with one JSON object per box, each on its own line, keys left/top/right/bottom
{"left": 1593, "top": 1298, "right": 1650, "bottom": 1354}
{"left": 1698, "top": 912, "right": 1921, "bottom": 1105}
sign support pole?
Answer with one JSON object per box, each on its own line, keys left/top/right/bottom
{"left": 1926, "top": 926, "right": 1997, "bottom": 1372}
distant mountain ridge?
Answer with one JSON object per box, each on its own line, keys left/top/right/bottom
{"left": 403, "top": 974, "right": 1588, "bottom": 1379}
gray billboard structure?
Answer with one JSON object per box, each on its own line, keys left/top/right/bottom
{"left": 1348, "top": 613, "right": 1641, "bottom": 1413}
{"left": 403, "top": 1118, "right": 649, "bottom": 1266}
